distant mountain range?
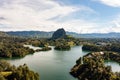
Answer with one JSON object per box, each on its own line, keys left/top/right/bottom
{"left": 7, "top": 31, "right": 53, "bottom": 38}
{"left": 6, "top": 31, "right": 120, "bottom": 38}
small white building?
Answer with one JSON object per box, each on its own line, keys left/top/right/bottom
{"left": 100, "top": 51, "right": 104, "bottom": 55}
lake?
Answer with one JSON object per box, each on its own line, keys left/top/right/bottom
{"left": 2, "top": 46, "right": 120, "bottom": 80}
{"left": 105, "top": 61, "right": 120, "bottom": 72}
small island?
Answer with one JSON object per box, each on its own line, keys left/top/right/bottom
{"left": 54, "top": 44, "right": 71, "bottom": 50}
{"left": 70, "top": 51, "right": 120, "bottom": 80}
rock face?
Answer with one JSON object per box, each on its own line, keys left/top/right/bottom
{"left": 52, "top": 28, "right": 66, "bottom": 39}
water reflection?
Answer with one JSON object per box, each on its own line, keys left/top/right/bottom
{"left": 105, "top": 61, "right": 120, "bottom": 72}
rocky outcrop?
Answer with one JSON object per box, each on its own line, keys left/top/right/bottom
{"left": 51, "top": 28, "right": 66, "bottom": 39}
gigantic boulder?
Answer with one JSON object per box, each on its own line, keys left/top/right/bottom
{"left": 52, "top": 28, "right": 66, "bottom": 39}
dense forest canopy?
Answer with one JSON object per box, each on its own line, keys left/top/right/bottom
{"left": 70, "top": 52, "right": 120, "bottom": 80}
{"left": 0, "top": 60, "right": 39, "bottom": 80}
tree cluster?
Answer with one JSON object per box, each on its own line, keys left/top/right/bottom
{"left": 82, "top": 43, "right": 120, "bottom": 53}
{"left": 70, "top": 55, "right": 120, "bottom": 80}
{"left": 0, "top": 60, "right": 39, "bottom": 80}
{"left": 0, "top": 37, "right": 34, "bottom": 58}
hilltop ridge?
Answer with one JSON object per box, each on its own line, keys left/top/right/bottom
{"left": 5, "top": 31, "right": 120, "bottom": 38}
{"left": 51, "top": 28, "right": 66, "bottom": 39}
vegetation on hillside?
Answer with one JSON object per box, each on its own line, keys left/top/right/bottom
{"left": 70, "top": 38, "right": 120, "bottom": 80}
{"left": 0, "top": 37, "right": 35, "bottom": 58}
{"left": 70, "top": 52, "right": 120, "bottom": 80}
{"left": 54, "top": 44, "right": 71, "bottom": 50}
{"left": 82, "top": 42, "right": 120, "bottom": 53}
{"left": 0, "top": 60, "right": 39, "bottom": 80}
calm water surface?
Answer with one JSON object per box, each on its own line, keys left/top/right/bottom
{"left": 6, "top": 46, "right": 88, "bottom": 80}
{"left": 2, "top": 46, "right": 120, "bottom": 80}
{"left": 105, "top": 61, "right": 120, "bottom": 72}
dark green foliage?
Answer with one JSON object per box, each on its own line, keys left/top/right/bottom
{"left": 0, "top": 37, "right": 35, "bottom": 58}
{"left": 82, "top": 44, "right": 101, "bottom": 51}
{"left": 71, "top": 38, "right": 120, "bottom": 80}
{"left": 54, "top": 44, "right": 71, "bottom": 50}
{"left": 35, "top": 47, "right": 52, "bottom": 52}
{"left": 0, "top": 60, "right": 39, "bottom": 80}
{"left": 40, "top": 47, "right": 51, "bottom": 51}
{"left": 7, "top": 64, "right": 39, "bottom": 80}
{"left": 25, "top": 39, "right": 49, "bottom": 47}
{"left": 70, "top": 52, "right": 120, "bottom": 80}
{"left": 82, "top": 42, "right": 120, "bottom": 53}
{"left": 0, "top": 60, "right": 11, "bottom": 71}
{"left": 0, "top": 43, "right": 34, "bottom": 58}
{"left": 84, "top": 52, "right": 120, "bottom": 64}
{"left": 53, "top": 39, "right": 71, "bottom": 50}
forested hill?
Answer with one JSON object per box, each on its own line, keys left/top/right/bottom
{"left": 0, "top": 31, "right": 9, "bottom": 37}
{"left": 7, "top": 31, "right": 53, "bottom": 38}
{"left": 6, "top": 31, "right": 120, "bottom": 38}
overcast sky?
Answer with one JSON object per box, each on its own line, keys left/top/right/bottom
{"left": 0, "top": 0, "right": 120, "bottom": 33}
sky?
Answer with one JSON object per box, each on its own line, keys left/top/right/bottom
{"left": 0, "top": 0, "right": 120, "bottom": 33}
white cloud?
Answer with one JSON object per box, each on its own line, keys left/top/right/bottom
{"left": 0, "top": 0, "right": 105, "bottom": 33}
{"left": 0, "top": 0, "right": 78, "bottom": 30}
{"left": 94, "top": 0, "right": 120, "bottom": 7}
{"left": 110, "top": 15, "right": 120, "bottom": 32}
{"left": 58, "top": 19, "right": 98, "bottom": 33}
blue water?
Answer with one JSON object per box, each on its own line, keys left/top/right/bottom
{"left": 2, "top": 46, "right": 120, "bottom": 80}
{"left": 6, "top": 46, "right": 88, "bottom": 80}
